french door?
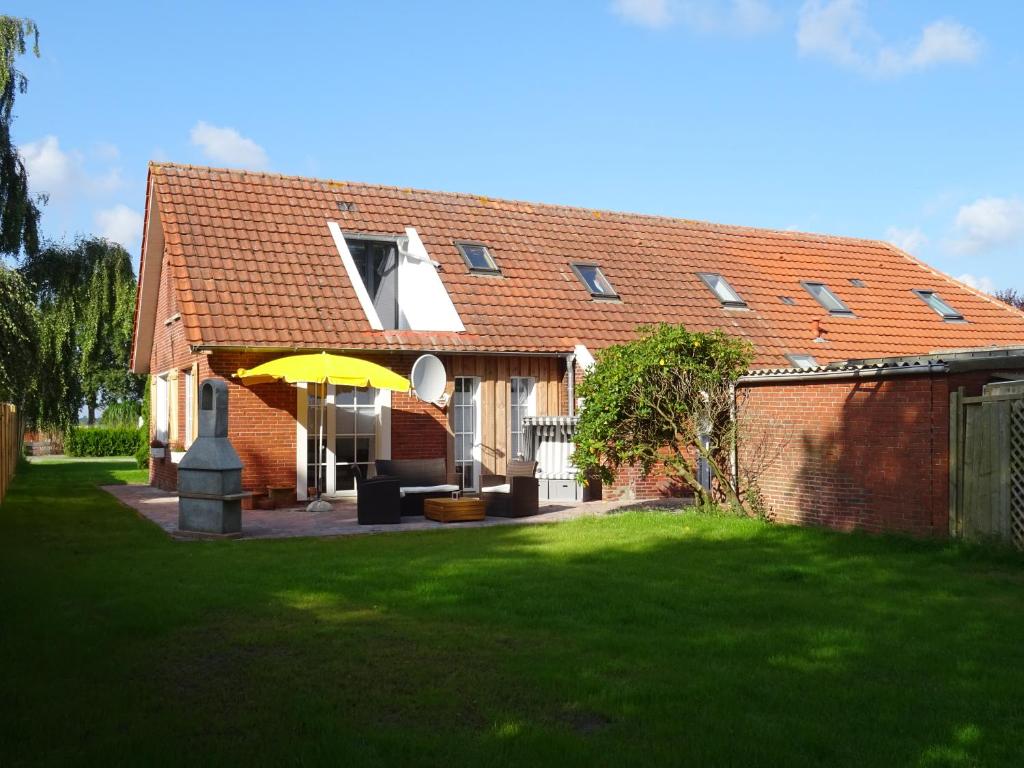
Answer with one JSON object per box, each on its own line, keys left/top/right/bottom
{"left": 305, "top": 384, "right": 378, "bottom": 497}
{"left": 453, "top": 377, "right": 481, "bottom": 491}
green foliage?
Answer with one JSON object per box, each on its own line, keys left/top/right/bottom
{"left": 573, "top": 323, "right": 753, "bottom": 508}
{"left": 19, "top": 237, "right": 144, "bottom": 430}
{"left": 0, "top": 264, "right": 38, "bottom": 408}
{"left": 64, "top": 426, "right": 142, "bottom": 457}
{"left": 100, "top": 399, "right": 141, "bottom": 429}
{"left": 0, "top": 16, "right": 41, "bottom": 258}
{"left": 134, "top": 428, "right": 149, "bottom": 469}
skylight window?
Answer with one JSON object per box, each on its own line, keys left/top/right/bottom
{"left": 913, "top": 290, "right": 965, "bottom": 321}
{"left": 571, "top": 263, "right": 618, "bottom": 299}
{"left": 456, "top": 242, "right": 499, "bottom": 274}
{"left": 779, "top": 296, "right": 796, "bottom": 306}
{"left": 801, "top": 281, "right": 854, "bottom": 316}
{"left": 786, "top": 353, "right": 819, "bottom": 369}
{"left": 698, "top": 273, "right": 747, "bottom": 308}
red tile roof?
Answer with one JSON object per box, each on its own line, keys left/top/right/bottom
{"left": 135, "top": 162, "right": 1024, "bottom": 369}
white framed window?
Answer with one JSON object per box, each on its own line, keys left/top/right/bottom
{"left": 570, "top": 263, "right": 618, "bottom": 299}
{"left": 509, "top": 376, "right": 536, "bottom": 460}
{"left": 801, "top": 281, "right": 854, "bottom": 316}
{"left": 155, "top": 373, "right": 170, "bottom": 443}
{"left": 453, "top": 377, "right": 481, "bottom": 491}
{"left": 183, "top": 370, "right": 194, "bottom": 446}
{"left": 913, "top": 290, "right": 965, "bottom": 321}
{"left": 698, "top": 272, "right": 747, "bottom": 308}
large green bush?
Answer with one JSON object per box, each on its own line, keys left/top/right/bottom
{"left": 65, "top": 426, "right": 142, "bottom": 457}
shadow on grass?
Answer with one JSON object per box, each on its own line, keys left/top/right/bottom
{"left": 2, "top": 459, "right": 1023, "bottom": 767}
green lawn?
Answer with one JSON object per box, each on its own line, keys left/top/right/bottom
{"left": 2, "top": 458, "right": 1024, "bottom": 767}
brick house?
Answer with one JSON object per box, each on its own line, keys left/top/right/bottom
{"left": 130, "top": 163, "right": 1024, "bottom": 535}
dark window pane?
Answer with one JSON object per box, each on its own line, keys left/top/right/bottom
{"left": 336, "top": 464, "right": 355, "bottom": 491}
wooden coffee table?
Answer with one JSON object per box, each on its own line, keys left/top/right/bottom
{"left": 423, "top": 496, "right": 486, "bottom": 523}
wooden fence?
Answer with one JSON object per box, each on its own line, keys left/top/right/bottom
{"left": 949, "top": 381, "right": 1024, "bottom": 549}
{"left": 0, "top": 403, "right": 18, "bottom": 504}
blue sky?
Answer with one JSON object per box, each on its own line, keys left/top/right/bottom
{"left": 12, "top": 0, "right": 1024, "bottom": 292}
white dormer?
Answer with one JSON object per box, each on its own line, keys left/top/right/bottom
{"left": 327, "top": 223, "right": 464, "bottom": 332}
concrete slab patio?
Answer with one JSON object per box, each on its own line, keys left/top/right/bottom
{"left": 102, "top": 484, "right": 690, "bottom": 540}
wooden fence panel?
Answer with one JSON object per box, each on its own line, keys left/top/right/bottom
{"left": 950, "top": 383, "right": 1024, "bottom": 548}
{"left": 0, "top": 403, "right": 18, "bottom": 504}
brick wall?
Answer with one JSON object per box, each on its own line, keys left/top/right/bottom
{"left": 736, "top": 371, "right": 994, "bottom": 537}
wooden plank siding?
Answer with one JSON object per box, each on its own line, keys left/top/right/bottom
{"left": 444, "top": 355, "right": 566, "bottom": 478}
{"left": 0, "top": 403, "right": 19, "bottom": 504}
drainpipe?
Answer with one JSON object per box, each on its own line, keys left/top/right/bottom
{"left": 566, "top": 353, "right": 576, "bottom": 418}
{"left": 730, "top": 382, "right": 739, "bottom": 493}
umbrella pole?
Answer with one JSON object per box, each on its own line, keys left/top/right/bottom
{"left": 307, "top": 382, "right": 332, "bottom": 513}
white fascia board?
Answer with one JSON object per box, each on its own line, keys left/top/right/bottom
{"left": 574, "top": 343, "right": 596, "bottom": 371}
{"left": 131, "top": 179, "right": 164, "bottom": 374}
{"left": 398, "top": 227, "right": 466, "bottom": 332}
{"left": 327, "top": 221, "right": 384, "bottom": 331}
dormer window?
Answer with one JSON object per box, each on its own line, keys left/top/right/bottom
{"left": 456, "top": 242, "right": 500, "bottom": 275}
{"left": 913, "top": 290, "right": 965, "bottom": 321}
{"left": 698, "top": 273, "right": 747, "bottom": 308}
{"left": 786, "top": 353, "right": 819, "bottom": 369}
{"left": 801, "top": 281, "right": 853, "bottom": 316}
{"left": 345, "top": 237, "right": 400, "bottom": 329}
{"left": 571, "top": 263, "right": 618, "bottom": 299}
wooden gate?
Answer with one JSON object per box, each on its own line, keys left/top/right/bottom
{"left": 0, "top": 403, "right": 19, "bottom": 504}
{"left": 949, "top": 381, "right": 1024, "bottom": 548}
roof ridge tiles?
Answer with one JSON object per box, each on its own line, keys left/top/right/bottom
{"left": 149, "top": 161, "right": 883, "bottom": 247}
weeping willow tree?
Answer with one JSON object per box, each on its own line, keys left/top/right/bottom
{"left": 0, "top": 16, "right": 42, "bottom": 258}
{"left": 20, "top": 237, "right": 143, "bottom": 429}
{"left": 0, "top": 264, "right": 39, "bottom": 413}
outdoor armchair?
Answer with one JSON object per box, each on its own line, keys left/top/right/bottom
{"left": 481, "top": 460, "right": 539, "bottom": 518}
{"left": 354, "top": 468, "right": 401, "bottom": 525}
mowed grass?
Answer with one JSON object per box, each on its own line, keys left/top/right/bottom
{"left": 2, "top": 459, "right": 1024, "bottom": 767}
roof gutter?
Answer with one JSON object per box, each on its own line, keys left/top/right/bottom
{"left": 739, "top": 362, "right": 950, "bottom": 385}
{"left": 189, "top": 344, "right": 570, "bottom": 359}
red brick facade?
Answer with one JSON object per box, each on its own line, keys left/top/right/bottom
{"left": 736, "top": 371, "right": 994, "bottom": 537}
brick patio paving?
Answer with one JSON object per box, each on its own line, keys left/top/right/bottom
{"left": 102, "top": 484, "right": 690, "bottom": 540}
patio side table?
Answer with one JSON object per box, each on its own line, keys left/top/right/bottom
{"left": 423, "top": 496, "right": 486, "bottom": 523}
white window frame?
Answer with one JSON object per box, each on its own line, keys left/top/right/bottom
{"left": 183, "top": 370, "right": 194, "bottom": 447}
{"left": 155, "top": 373, "right": 170, "bottom": 443}
{"left": 295, "top": 383, "right": 391, "bottom": 501}
{"left": 913, "top": 289, "right": 965, "bottom": 321}
{"left": 801, "top": 281, "right": 854, "bottom": 316}
{"left": 453, "top": 376, "right": 481, "bottom": 491}
{"left": 785, "top": 353, "right": 819, "bottom": 370}
{"left": 698, "top": 272, "right": 747, "bottom": 308}
{"left": 509, "top": 376, "right": 536, "bottom": 461}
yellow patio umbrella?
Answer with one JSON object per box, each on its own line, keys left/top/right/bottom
{"left": 234, "top": 352, "right": 410, "bottom": 391}
{"left": 234, "top": 353, "right": 410, "bottom": 511}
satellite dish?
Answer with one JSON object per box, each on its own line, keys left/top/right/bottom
{"left": 411, "top": 354, "right": 447, "bottom": 403}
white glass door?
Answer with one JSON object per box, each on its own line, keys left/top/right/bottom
{"left": 305, "top": 384, "right": 377, "bottom": 497}
{"left": 453, "top": 377, "right": 481, "bottom": 491}
{"left": 333, "top": 385, "right": 377, "bottom": 494}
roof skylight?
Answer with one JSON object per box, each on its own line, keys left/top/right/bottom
{"left": 698, "top": 273, "right": 747, "bottom": 308}
{"left": 571, "top": 263, "right": 618, "bottom": 299}
{"left": 779, "top": 296, "right": 796, "bottom": 306}
{"left": 801, "top": 281, "right": 854, "bottom": 316}
{"left": 913, "top": 290, "right": 965, "bottom": 321}
{"left": 456, "top": 242, "right": 500, "bottom": 274}
{"left": 786, "top": 353, "right": 819, "bottom": 369}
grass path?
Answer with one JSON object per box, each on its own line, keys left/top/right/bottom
{"left": 2, "top": 458, "right": 1023, "bottom": 767}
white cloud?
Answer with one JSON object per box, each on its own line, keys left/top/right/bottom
{"left": 797, "top": 0, "right": 981, "bottom": 76}
{"left": 955, "top": 273, "right": 996, "bottom": 295}
{"left": 189, "top": 121, "right": 268, "bottom": 169}
{"left": 885, "top": 225, "right": 927, "bottom": 254}
{"left": 20, "top": 135, "right": 122, "bottom": 202}
{"left": 95, "top": 205, "right": 144, "bottom": 250}
{"left": 612, "top": 0, "right": 778, "bottom": 34}
{"left": 952, "top": 197, "right": 1024, "bottom": 253}
{"left": 612, "top": 0, "right": 673, "bottom": 28}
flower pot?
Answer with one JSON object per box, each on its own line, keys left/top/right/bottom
{"left": 170, "top": 450, "right": 186, "bottom": 464}
{"left": 150, "top": 446, "right": 166, "bottom": 459}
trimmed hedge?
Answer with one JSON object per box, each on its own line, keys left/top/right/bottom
{"left": 134, "top": 427, "right": 149, "bottom": 469}
{"left": 65, "top": 427, "right": 143, "bottom": 458}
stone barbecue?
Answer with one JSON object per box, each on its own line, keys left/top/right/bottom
{"left": 177, "top": 378, "right": 245, "bottom": 537}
